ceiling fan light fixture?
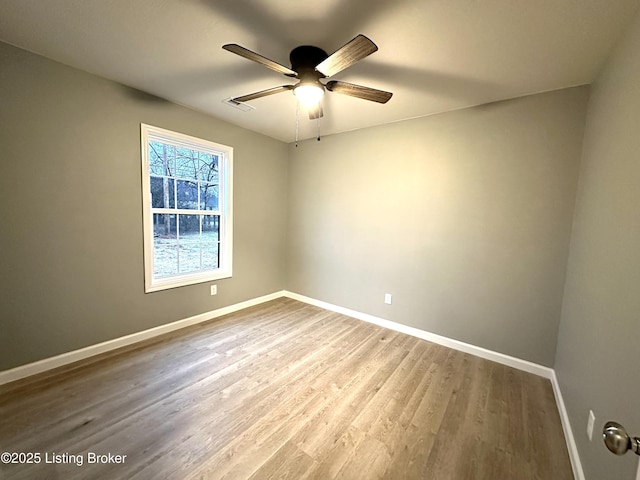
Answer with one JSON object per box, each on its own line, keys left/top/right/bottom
{"left": 293, "top": 83, "right": 324, "bottom": 108}
{"left": 223, "top": 34, "right": 392, "bottom": 125}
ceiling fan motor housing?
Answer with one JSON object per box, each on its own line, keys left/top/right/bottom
{"left": 289, "top": 45, "right": 328, "bottom": 82}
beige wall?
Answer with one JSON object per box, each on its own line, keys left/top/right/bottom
{"left": 0, "top": 42, "right": 289, "bottom": 371}
{"left": 287, "top": 87, "right": 589, "bottom": 367}
{"left": 555, "top": 7, "right": 640, "bottom": 479}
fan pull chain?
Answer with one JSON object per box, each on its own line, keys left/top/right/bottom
{"left": 317, "top": 107, "right": 321, "bottom": 141}
{"left": 295, "top": 101, "right": 300, "bottom": 147}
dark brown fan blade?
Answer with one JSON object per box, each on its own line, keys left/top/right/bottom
{"left": 222, "top": 44, "right": 297, "bottom": 76}
{"left": 325, "top": 80, "right": 392, "bottom": 103}
{"left": 232, "top": 85, "right": 294, "bottom": 103}
{"left": 307, "top": 103, "right": 324, "bottom": 119}
{"left": 315, "top": 34, "right": 378, "bottom": 77}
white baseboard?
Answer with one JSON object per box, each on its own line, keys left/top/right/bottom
{"left": 0, "top": 289, "right": 583, "bottom": 480}
{"left": 550, "top": 371, "right": 586, "bottom": 480}
{"left": 0, "top": 290, "right": 286, "bottom": 386}
{"left": 1, "top": 289, "right": 553, "bottom": 384}
{"left": 283, "top": 291, "right": 554, "bottom": 379}
{"left": 283, "top": 290, "right": 583, "bottom": 480}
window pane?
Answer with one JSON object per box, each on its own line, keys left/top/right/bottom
{"left": 176, "top": 180, "right": 198, "bottom": 209}
{"left": 202, "top": 215, "right": 219, "bottom": 244}
{"left": 153, "top": 213, "right": 177, "bottom": 278}
{"left": 200, "top": 183, "right": 219, "bottom": 210}
{"left": 179, "top": 244, "right": 201, "bottom": 273}
{"left": 178, "top": 214, "right": 200, "bottom": 243}
{"left": 150, "top": 176, "right": 175, "bottom": 208}
{"left": 178, "top": 216, "right": 203, "bottom": 273}
{"left": 202, "top": 215, "right": 219, "bottom": 269}
{"left": 202, "top": 215, "right": 220, "bottom": 270}
{"left": 153, "top": 213, "right": 176, "bottom": 238}
{"left": 175, "top": 147, "right": 198, "bottom": 180}
{"left": 202, "top": 246, "right": 219, "bottom": 270}
{"left": 148, "top": 142, "right": 163, "bottom": 175}
{"left": 148, "top": 141, "right": 175, "bottom": 176}
{"left": 199, "top": 153, "right": 219, "bottom": 182}
{"left": 154, "top": 245, "right": 178, "bottom": 278}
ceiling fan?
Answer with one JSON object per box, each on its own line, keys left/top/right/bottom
{"left": 222, "top": 34, "right": 392, "bottom": 119}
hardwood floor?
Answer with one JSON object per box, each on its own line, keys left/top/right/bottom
{"left": 0, "top": 298, "right": 573, "bottom": 479}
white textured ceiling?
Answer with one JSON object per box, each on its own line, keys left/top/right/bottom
{"left": 0, "top": 0, "right": 638, "bottom": 142}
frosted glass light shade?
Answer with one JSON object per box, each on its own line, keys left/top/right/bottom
{"left": 294, "top": 84, "right": 324, "bottom": 108}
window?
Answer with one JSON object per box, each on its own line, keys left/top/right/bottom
{"left": 141, "top": 124, "right": 232, "bottom": 292}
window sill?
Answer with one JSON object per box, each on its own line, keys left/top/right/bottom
{"left": 145, "top": 269, "right": 232, "bottom": 293}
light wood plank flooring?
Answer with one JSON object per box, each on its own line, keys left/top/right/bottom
{"left": 0, "top": 298, "right": 573, "bottom": 479}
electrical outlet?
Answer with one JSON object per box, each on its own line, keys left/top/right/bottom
{"left": 210, "top": 285, "right": 217, "bottom": 296}
{"left": 587, "top": 410, "right": 595, "bottom": 441}
{"left": 384, "top": 293, "right": 392, "bottom": 305}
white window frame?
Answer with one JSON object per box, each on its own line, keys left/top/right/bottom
{"left": 141, "top": 124, "right": 233, "bottom": 292}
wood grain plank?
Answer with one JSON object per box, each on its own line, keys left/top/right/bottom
{"left": 0, "top": 298, "right": 573, "bottom": 480}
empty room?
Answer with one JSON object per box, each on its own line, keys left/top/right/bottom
{"left": 1, "top": 1, "right": 639, "bottom": 479}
